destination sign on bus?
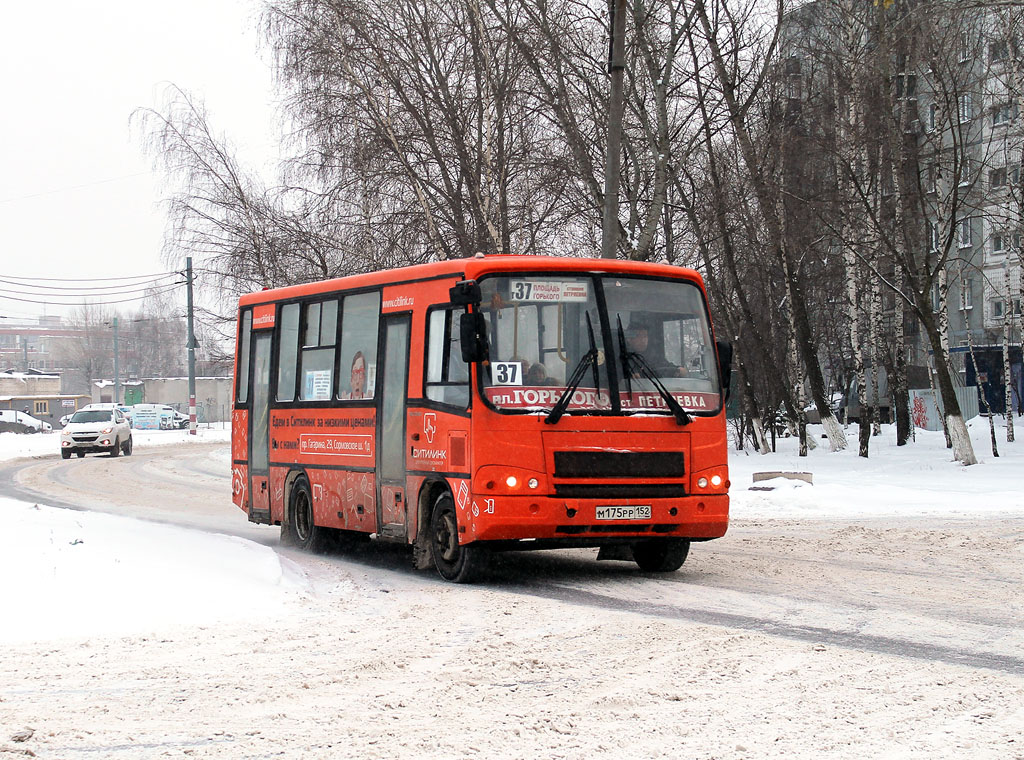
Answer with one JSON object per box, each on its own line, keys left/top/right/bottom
{"left": 483, "top": 387, "right": 718, "bottom": 411}
{"left": 509, "top": 280, "right": 589, "bottom": 302}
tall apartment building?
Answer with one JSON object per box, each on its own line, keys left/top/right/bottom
{"left": 780, "top": 0, "right": 1023, "bottom": 414}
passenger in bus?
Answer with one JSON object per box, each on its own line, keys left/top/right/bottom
{"left": 624, "top": 317, "right": 687, "bottom": 377}
{"left": 347, "top": 351, "right": 368, "bottom": 399}
{"left": 526, "top": 362, "right": 557, "bottom": 386}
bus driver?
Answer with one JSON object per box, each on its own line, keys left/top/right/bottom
{"left": 624, "top": 317, "right": 687, "bottom": 378}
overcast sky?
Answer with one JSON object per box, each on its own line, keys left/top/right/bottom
{"left": 0, "top": 1, "right": 278, "bottom": 321}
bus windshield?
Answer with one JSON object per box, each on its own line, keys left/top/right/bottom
{"left": 478, "top": 274, "right": 721, "bottom": 416}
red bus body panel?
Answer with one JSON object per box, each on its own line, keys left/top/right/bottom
{"left": 231, "top": 256, "right": 729, "bottom": 549}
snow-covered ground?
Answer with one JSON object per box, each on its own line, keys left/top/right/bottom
{"left": 0, "top": 416, "right": 1021, "bottom": 646}
{"left": 730, "top": 416, "right": 1024, "bottom": 519}
{"left": 0, "top": 425, "right": 231, "bottom": 462}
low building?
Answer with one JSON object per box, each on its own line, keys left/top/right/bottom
{"left": 91, "top": 376, "right": 233, "bottom": 423}
{"left": 0, "top": 370, "right": 61, "bottom": 397}
{"left": 0, "top": 393, "right": 91, "bottom": 428}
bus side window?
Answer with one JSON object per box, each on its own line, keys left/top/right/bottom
{"left": 236, "top": 309, "right": 252, "bottom": 403}
{"left": 299, "top": 299, "right": 338, "bottom": 401}
{"left": 425, "top": 308, "right": 469, "bottom": 408}
{"left": 338, "top": 291, "right": 381, "bottom": 400}
{"left": 277, "top": 303, "right": 300, "bottom": 401}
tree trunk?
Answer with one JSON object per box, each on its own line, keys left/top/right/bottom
{"left": 870, "top": 271, "right": 882, "bottom": 436}
{"left": 918, "top": 293, "right": 977, "bottom": 465}
{"left": 738, "top": 364, "right": 772, "bottom": 455}
{"left": 966, "top": 322, "right": 998, "bottom": 457}
{"left": 893, "top": 266, "right": 911, "bottom": 445}
{"left": 936, "top": 268, "right": 953, "bottom": 449}
{"left": 846, "top": 233, "right": 869, "bottom": 457}
{"left": 787, "top": 321, "right": 809, "bottom": 458}
{"left": 1003, "top": 258, "right": 1015, "bottom": 442}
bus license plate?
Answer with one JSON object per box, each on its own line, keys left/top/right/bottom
{"left": 595, "top": 505, "right": 651, "bottom": 521}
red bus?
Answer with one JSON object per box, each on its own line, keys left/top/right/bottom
{"left": 231, "top": 255, "right": 732, "bottom": 582}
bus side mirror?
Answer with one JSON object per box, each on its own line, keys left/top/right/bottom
{"left": 716, "top": 340, "right": 733, "bottom": 402}
{"left": 450, "top": 280, "right": 482, "bottom": 307}
{"left": 460, "top": 312, "right": 489, "bottom": 363}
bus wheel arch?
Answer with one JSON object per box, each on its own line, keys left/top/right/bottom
{"left": 282, "top": 470, "right": 326, "bottom": 551}
{"left": 427, "top": 489, "right": 487, "bottom": 583}
{"left": 413, "top": 479, "right": 449, "bottom": 570}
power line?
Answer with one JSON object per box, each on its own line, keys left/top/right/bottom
{"left": 0, "top": 275, "right": 182, "bottom": 295}
{"left": 0, "top": 172, "right": 152, "bottom": 204}
{"left": 0, "top": 283, "right": 185, "bottom": 307}
{"left": 0, "top": 282, "right": 183, "bottom": 300}
{"left": 0, "top": 270, "right": 181, "bottom": 284}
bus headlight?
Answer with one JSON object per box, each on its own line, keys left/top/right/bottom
{"left": 693, "top": 467, "right": 729, "bottom": 492}
{"left": 476, "top": 466, "right": 546, "bottom": 495}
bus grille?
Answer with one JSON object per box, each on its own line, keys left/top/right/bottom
{"left": 553, "top": 484, "right": 686, "bottom": 498}
{"left": 553, "top": 451, "right": 684, "bottom": 479}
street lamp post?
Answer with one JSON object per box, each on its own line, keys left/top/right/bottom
{"left": 113, "top": 316, "right": 120, "bottom": 404}
{"left": 186, "top": 257, "right": 197, "bottom": 435}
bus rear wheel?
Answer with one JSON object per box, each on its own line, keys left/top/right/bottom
{"left": 632, "top": 538, "right": 690, "bottom": 572}
{"left": 285, "top": 477, "right": 327, "bottom": 552}
{"left": 429, "top": 492, "right": 486, "bottom": 583}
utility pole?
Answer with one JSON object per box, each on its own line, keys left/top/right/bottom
{"left": 113, "top": 316, "right": 120, "bottom": 404}
{"left": 186, "top": 257, "right": 198, "bottom": 435}
{"left": 601, "top": 0, "right": 628, "bottom": 259}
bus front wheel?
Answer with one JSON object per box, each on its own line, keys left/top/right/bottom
{"left": 429, "top": 492, "right": 486, "bottom": 583}
{"left": 285, "top": 477, "right": 327, "bottom": 552}
{"left": 632, "top": 538, "right": 690, "bottom": 572}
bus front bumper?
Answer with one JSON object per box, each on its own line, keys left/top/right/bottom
{"left": 463, "top": 493, "right": 728, "bottom": 543}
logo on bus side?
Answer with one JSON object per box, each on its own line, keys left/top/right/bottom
{"left": 423, "top": 413, "right": 436, "bottom": 443}
{"left": 252, "top": 303, "right": 276, "bottom": 329}
{"left": 382, "top": 295, "right": 414, "bottom": 310}
{"left": 471, "top": 498, "right": 495, "bottom": 517}
{"left": 456, "top": 481, "right": 470, "bottom": 511}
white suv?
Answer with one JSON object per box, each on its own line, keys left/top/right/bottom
{"left": 60, "top": 408, "right": 133, "bottom": 459}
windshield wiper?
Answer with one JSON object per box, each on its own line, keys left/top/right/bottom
{"left": 616, "top": 317, "right": 691, "bottom": 426}
{"left": 546, "top": 313, "right": 601, "bottom": 425}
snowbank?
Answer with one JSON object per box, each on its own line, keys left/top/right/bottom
{"left": 0, "top": 498, "right": 304, "bottom": 644}
{"left": 730, "top": 417, "right": 1024, "bottom": 519}
{"left": 0, "top": 426, "right": 230, "bottom": 461}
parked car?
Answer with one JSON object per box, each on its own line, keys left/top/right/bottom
{"left": 59, "top": 408, "right": 133, "bottom": 458}
{"left": 0, "top": 409, "right": 52, "bottom": 432}
{"left": 167, "top": 407, "right": 190, "bottom": 429}
{"left": 77, "top": 403, "right": 134, "bottom": 428}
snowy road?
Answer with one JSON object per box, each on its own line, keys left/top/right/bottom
{"left": 2, "top": 440, "right": 1023, "bottom": 758}
{"left": 4, "top": 443, "right": 1022, "bottom": 672}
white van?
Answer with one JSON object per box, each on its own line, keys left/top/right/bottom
{"left": 130, "top": 403, "right": 187, "bottom": 430}
{"left": 0, "top": 409, "right": 52, "bottom": 432}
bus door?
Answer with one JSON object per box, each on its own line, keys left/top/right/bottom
{"left": 376, "top": 314, "right": 411, "bottom": 539}
{"left": 248, "top": 331, "right": 272, "bottom": 522}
